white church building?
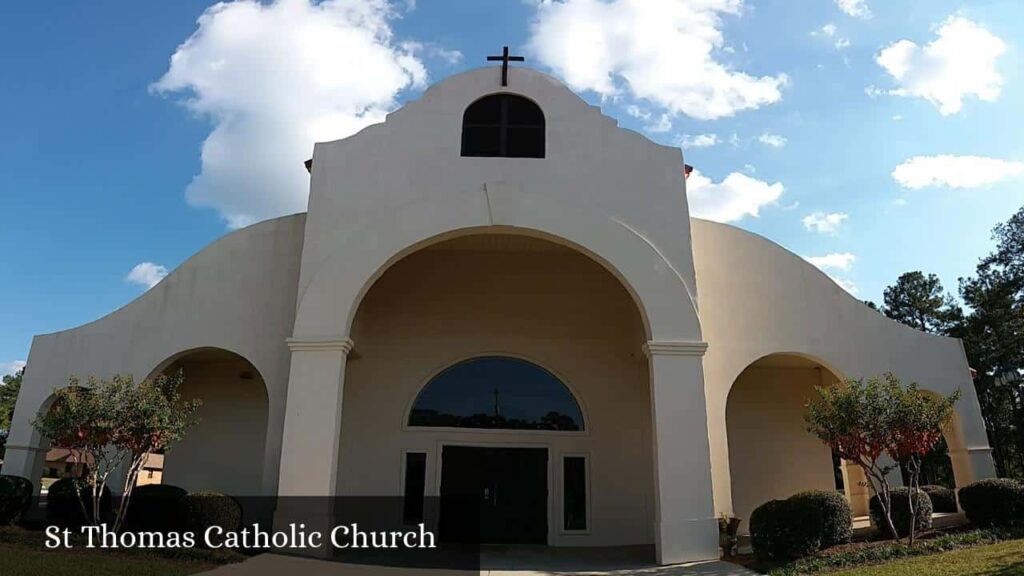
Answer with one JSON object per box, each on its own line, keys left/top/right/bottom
{"left": 4, "top": 65, "right": 996, "bottom": 564}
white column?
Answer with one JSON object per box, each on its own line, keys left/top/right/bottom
{"left": 957, "top": 446, "right": 996, "bottom": 484}
{"left": 273, "top": 336, "right": 353, "bottom": 555}
{"left": 644, "top": 340, "right": 720, "bottom": 565}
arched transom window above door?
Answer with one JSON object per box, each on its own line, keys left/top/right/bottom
{"left": 408, "top": 356, "right": 583, "bottom": 431}
{"left": 461, "top": 94, "right": 545, "bottom": 158}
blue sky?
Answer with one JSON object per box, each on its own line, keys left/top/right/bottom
{"left": 2, "top": 0, "right": 1023, "bottom": 374}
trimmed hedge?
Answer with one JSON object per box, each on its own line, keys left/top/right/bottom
{"left": 869, "top": 487, "right": 932, "bottom": 538}
{"left": 124, "top": 484, "right": 187, "bottom": 532}
{"left": 750, "top": 490, "right": 853, "bottom": 561}
{"left": 0, "top": 475, "right": 33, "bottom": 525}
{"left": 921, "top": 485, "right": 958, "bottom": 513}
{"left": 179, "top": 492, "right": 242, "bottom": 547}
{"left": 790, "top": 490, "right": 853, "bottom": 547}
{"left": 46, "top": 478, "right": 111, "bottom": 528}
{"left": 958, "top": 478, "right": 1024, "bottom": 528}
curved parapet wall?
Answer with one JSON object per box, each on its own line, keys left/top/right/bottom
{"left": 5, "top": 213, "right": 307, "bottom": 497}
{"left": 690, "top": 218, "right": 996, "bottom": 515}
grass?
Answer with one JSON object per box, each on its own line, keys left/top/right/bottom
{"left": 0, "top": 527, "right": 243, "bottom": 576}
{"left": 0, "top": 543, "right": 221, "bottom": 576}
{"left": 830, "top": 539, "right": 1024, "bottom": 575}
{"left": 747, "top": 527, "right": 1024, "bottom": 576}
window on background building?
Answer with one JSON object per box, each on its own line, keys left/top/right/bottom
{"left": 461, "top": 94, "right": 545, "bottom": 158}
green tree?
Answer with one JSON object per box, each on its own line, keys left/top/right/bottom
{"left": 32, "top": 372, "right": 200, "bottom": 531}
{"left": 957, "top": 205, "right": 1024, "bottom": 479}
{"left": 0, "top": 367, "right": 24, "bottom": 458}
{"left": 806, "top": 376, "right": 902, "bottom": 541}
{"left": 883, "top": 271, "right": 962, "bottom": 334}
{"left": 887, "top": 382, "right": 960, "bottom": 545}
{"left": 805, "top": 373, "right": 959, "bottom": 545}
{"left": 0, "top": 367, "right": 23, "bottom": 431}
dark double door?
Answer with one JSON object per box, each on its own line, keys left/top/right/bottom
{"left": 439, "top": 446, "right": 548, "bottom": 545}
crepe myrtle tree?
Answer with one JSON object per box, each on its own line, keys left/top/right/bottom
{"left": 888, "top": 381, "right": 959, "bottom": 545}
{"left": 804, "top": 373, "right": 959, "bottom": 545}
{"left": 32, "top": 372, "right": 200, "bottom": 531}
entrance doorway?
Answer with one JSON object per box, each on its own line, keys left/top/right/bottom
{"left": 439, "top": 446, "right": 548, "bottom": 545}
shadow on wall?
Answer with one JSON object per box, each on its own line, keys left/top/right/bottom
{"left": 153, "top": 348, "right": 269, "bottom": 515}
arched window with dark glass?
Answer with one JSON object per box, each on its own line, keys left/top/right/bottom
{"left": 461, "top": 94, "right": 545, "bottom": 158}
{"left": 408, "top": 357, "right": 583, "bottom": 431}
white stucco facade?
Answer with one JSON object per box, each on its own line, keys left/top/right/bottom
{"left": 3, "top": 67, "right": 995, "bottom": 565}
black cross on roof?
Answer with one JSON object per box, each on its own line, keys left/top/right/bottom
{"left": 487, "top": 46, "right": 525, "bottom": 87}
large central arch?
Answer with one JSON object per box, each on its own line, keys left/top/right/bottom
{"left": 292, "top": 185, "right": 702, "bottom": 344}
{"left": 278, "top": 188, "right": 720, "bottom": 563}
{"left": 335, "top": 232, "right": 654, "bottom": 546}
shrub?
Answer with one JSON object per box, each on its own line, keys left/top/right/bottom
{"left": 0, "top": 475, "right": 33, "bottom": 525}
{"left": 921, "top": 485, "right": 958, "bottom": 513}
{"left": 46, "top": 477, "right": 111, "bottom": 528}
{"left": 958, "top": 478, "right": 1024, "bottom": 528}
{"left": 869, "top": 487, "right": 932, "bottom": 538}
{"left": 123, "top": 484, "right": 187, "bottom": 532}
{"left": 751, "top": 499, "right": 814, "bottom": 561}
{"left": 750, "top": 491, "right": 853, "bottom": 561}
{"left": 179, "top": 492, "right": 242, "bottom": 547}
{"left": 790, "top": 490, "right": 854, "bottom": 547}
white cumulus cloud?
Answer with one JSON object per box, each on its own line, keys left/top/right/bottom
{"left": 802, "top": 211, "right": 848, "bottom": 234}
{"left": 678, "top": 133, "right": 720, "bottom": 148}
{"left": 645, "top": 114, "right": 672, "bottom": 133}
{"left": 1, "top": 360, "right": 26, "bottom": 377}
{"left": 875, "top": 16, "right": 1006, "bottom": 116}
{"left": 528, "top": 0, "right": 787, "bottom": 120}
{"left": 153, "top": 0, "right": 430, "bottom": 228}
{"left": 757, "top": 133, "right": 787, "bottom": 148}
{"left": 812, "top": 23, "right": 849, "bottom": 50}
{"left": 805, "top": 252, "right": 856, "bottom": 271}
{"left": 892, "top": 155, "right": 1024, "bottom": 189}
{"left": 126, "top": 262, "right": 169, "bottom": 290}
{"left": 817, "top": 23, "right": 838, "bottom": 37}
{"left": 836, "top": 0, "right": 871, "bottom": 19}
{"left": 804, "top": 253, "right": 858, "bottom": 294}
{"left": 686, "top": 170, "right": 783, "bottom": 222}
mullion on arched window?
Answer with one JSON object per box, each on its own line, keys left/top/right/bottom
{"left": 462, "top": 94, "right": 545, "bottom": 158}
{"left": 408, "top": 356, "right": 581, "bottom": 430}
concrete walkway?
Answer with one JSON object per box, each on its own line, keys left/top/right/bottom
{"left": 196, "top": 547, "right": 759, "bottom": 576}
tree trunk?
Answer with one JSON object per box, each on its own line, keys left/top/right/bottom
{"left": 861, "top": 462, "right": 901, "bottom": 544}
{"left": 112, "top": 453, "right": 146, "bottom": 532}
{"left": 906, "top": 456, "right": 921, "bottom": 547}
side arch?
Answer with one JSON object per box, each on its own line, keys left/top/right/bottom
{"left": 724, "top": 352, "right": 866, "bottom": 527}
{"left": 147, "top": 347, "right": 272, "bottom": 503}
{"left": 293, "top": 186, "right": 702, "bottom": 344}
{"left": 916, "top": 388, "right": 975, "bottom": 493}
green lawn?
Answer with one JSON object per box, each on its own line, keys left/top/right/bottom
{"left": 0, "top": 544, "right": 219, "bottom": 576}
{"left": 831, "top": 540, "right": 1024, "bottom": 576}
{"left": 0, "top": 527, "right": 242, "bottom": 576}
